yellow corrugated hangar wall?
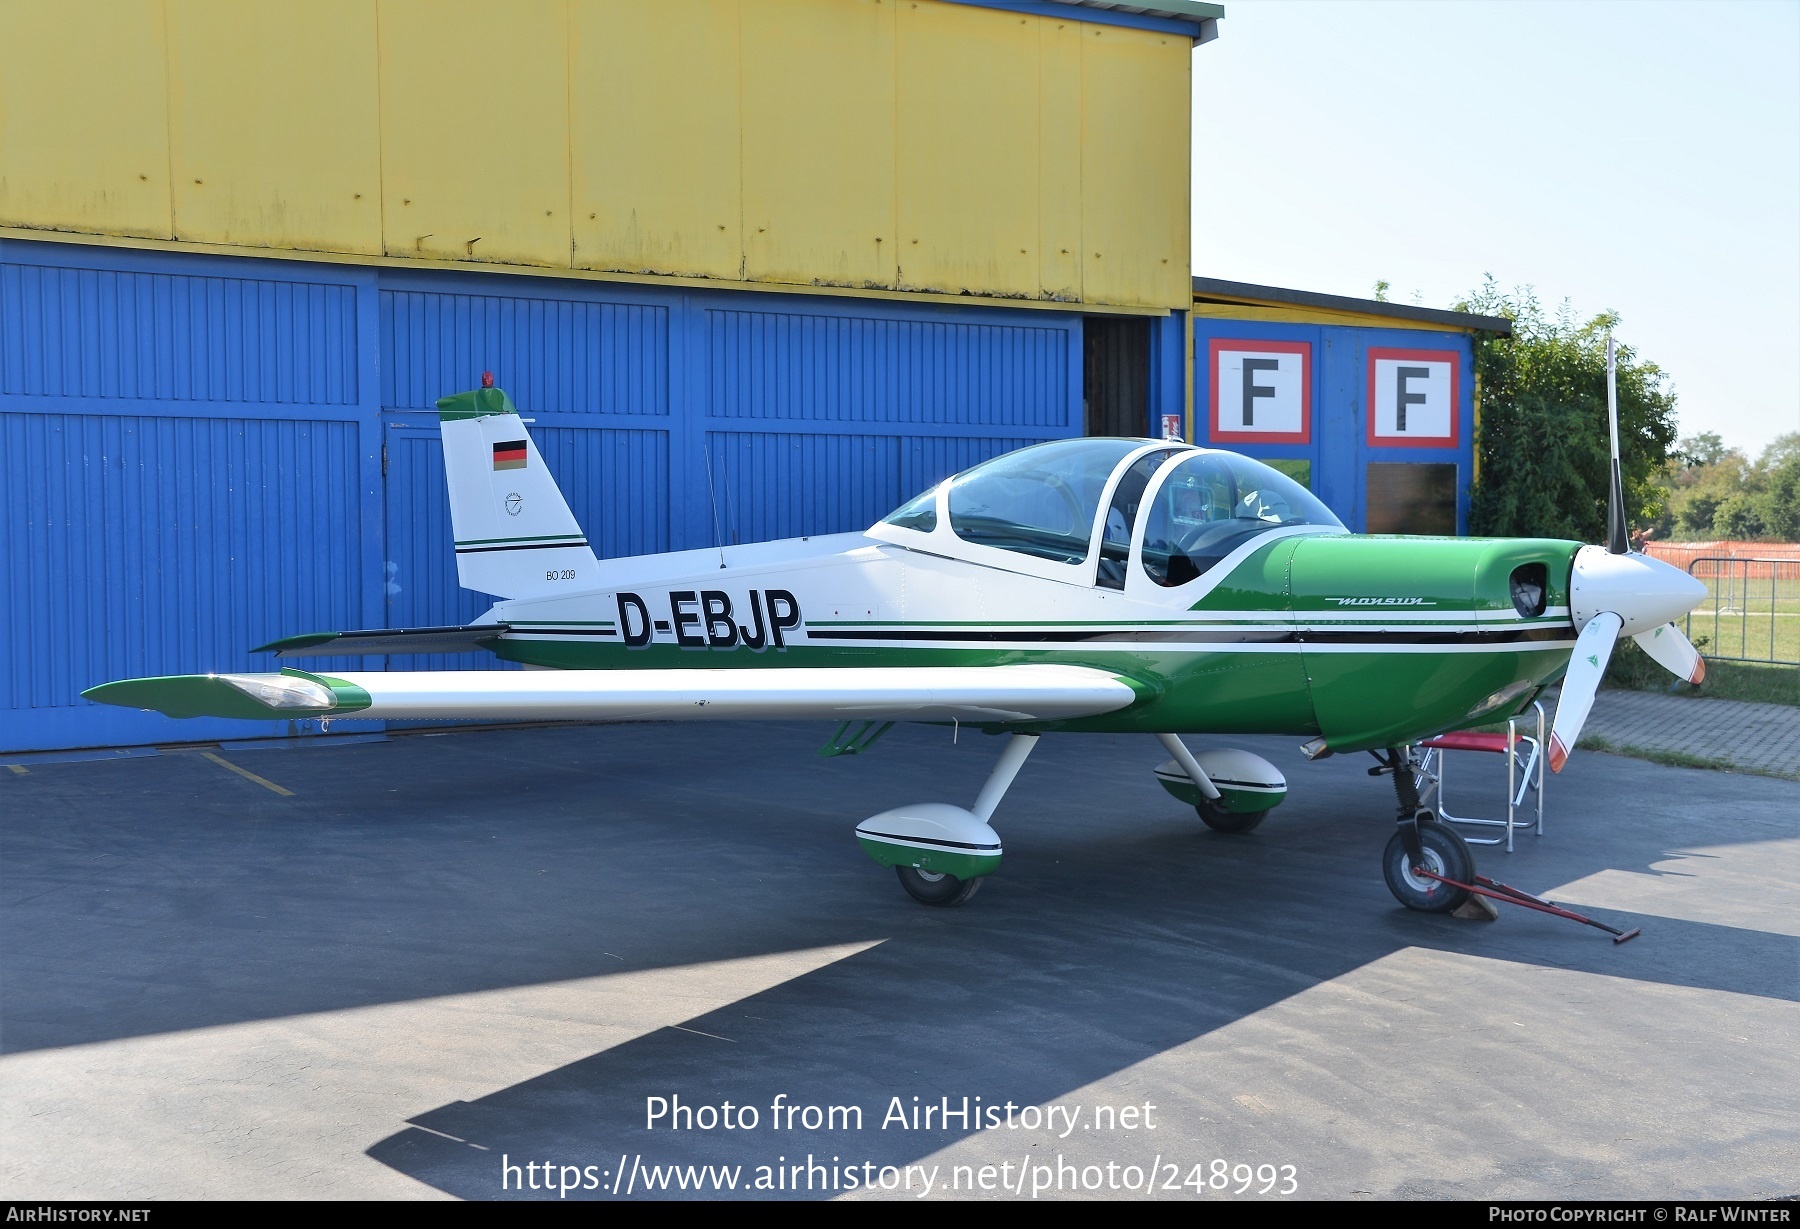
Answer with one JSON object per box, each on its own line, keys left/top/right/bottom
{"left": 0, "top": 0, "right": 1220, "bottom": 753}
{"left": 0, "top": 0, "right": 1200, "bottom": 309}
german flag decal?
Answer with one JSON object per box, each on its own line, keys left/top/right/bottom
{"left": 492, "top": 440, "right": 528, "bottom": 471}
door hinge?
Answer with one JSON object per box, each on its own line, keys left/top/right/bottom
{"left": 381, "top": 442, "right": 388, "bottom": 476}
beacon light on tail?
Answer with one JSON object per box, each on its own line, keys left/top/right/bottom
{"left": 87, "top": 357, "right": 1708, "bottom": 921}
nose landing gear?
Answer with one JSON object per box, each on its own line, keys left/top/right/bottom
{"left": 1368, "top": 744, "right": 1643, "bottom": 941}
{"left": 1370, "top": 746, "right": 1473, "bottom": 913}
{"left": 1382, "top": 818, "right": 1474, "bottom": 913}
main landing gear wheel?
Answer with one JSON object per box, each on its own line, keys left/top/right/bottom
{"left": 1382, "top": 821, "right": 1474, "bottom": 913}
{"left": 896, "top": 866, "right": 983, "bottom": 907}
{"left": 1196, "top": 800, "right": 1266, "bottom": 834}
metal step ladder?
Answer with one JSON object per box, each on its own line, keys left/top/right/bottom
{"left": 1414, "top": 702, "right": 1546, "bottom": 852}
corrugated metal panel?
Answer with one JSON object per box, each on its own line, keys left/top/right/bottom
{"left": 540, "top": 426, "right": 671, "bottom": 560}
{"left": 377, "top": 0, "right": 570, "bottom": 266}
{"left": 1038, "top": 16, "right": 1085, "bottom": 300}
{"left": 165, "top": 0, "right": 383, "bottom": 255}
{"left": 706, "top": 307, "right": 1070, "bottom": 427}
{"left": 570, "top": 0, "right": 743, "bottom": 279}
{"left": 740, "top": 0, "right": 898, "bottom": 288}
{"left": 709, "top": 430, "right": 1042, "bottom": 543}
{"left": 380, "top": 288, "right": 668, "bottom": 414}
{"left": 0, "top": 261, "right": 358, "bottom": 404}
{"left": 0, "top": 0, "right": 173, "bottom": 239}
{"left": 895, "top": 2, "right": 1039, "bottom": 297}
{"left": 0, "top": 411, "right": 368, "bottom": 749}
{"left": 707, "top": 431, "right": 902, "bottom": 543}
{"left": 3, "top": 0, "right": 1192, "bottom": 308}
{"left": 900, "top": 435, "right": 1042, "bottom": 500}
{"left": 1079, "top": 22, "right": 1191, "bottom": 307}
{"left": 381, "top": 427, "right": 504, "bottom": 672}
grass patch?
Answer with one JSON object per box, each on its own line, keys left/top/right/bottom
{"left": 1578, "top": 733, "right": 1800, "bottom": 781}
{"left": 1688, "top": 658, "right": 1800, "bottom": 706}
{"left": 1683, "top": 581, "right": 1800, "bottom": 662}
{"left": 1603, "top": 639, "right": 1800, "bottom": 707}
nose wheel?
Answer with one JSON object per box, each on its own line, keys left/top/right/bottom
{"left": 1382, "top": 820, "right": 1474, "bottom": 913}
{"left": 1371, "top": 744, "right": 1474, "bottom": 913}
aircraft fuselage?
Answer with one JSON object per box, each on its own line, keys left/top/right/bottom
{"left": 480, "top": 529, "right": 1583, "bottom": 753}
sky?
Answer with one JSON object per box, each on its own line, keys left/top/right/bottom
{"left": 1190, "top": 0, "right": 1800, "bottom": 458}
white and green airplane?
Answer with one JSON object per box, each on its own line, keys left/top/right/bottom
{"left": 88, "top": 353, "right": 1708, "bottom": 913}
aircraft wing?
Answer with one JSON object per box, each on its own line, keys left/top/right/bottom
{"left": 83, "top": 664, "right": 1144, "bottom": 725}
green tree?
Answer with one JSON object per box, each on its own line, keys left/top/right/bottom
{"left": 1758, "top": 436, "right": 1800, "bottom": 540}
{"left": 1459, "top": 278, "right": 1678, "bottom": 541}
{"left": 1669, "top": 448, "right": 1752, "bottom": 539}
{"left": 1661, "top": 432, "right": 1799, "bottom": 542}
{"left": 1713, "top": 492, "right": 1767, "bottom": 539}
{"left": 1676, "top": 431, "right": 1728, "bottom": 468}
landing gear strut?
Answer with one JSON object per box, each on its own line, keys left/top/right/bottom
{"left": 857, "top": 733, "right": 1039, "bottom": 907}
{"left": 1370, "top": 745, "right": 1472, "bottom": 913}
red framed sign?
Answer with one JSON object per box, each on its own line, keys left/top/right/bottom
{"left": 1366, "top": 347, "right": 1460, "bottom": 448}
{"left": 1207, "top": 339, "right": 1311, "bottom": 444}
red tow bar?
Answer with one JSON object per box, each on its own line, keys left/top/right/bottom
{"left": 1419, "top": 870, "right": 1642, "bottom": 943}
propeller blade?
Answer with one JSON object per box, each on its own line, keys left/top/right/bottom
{"left": 1550, "top": 611, "right": 1624, "bottom": 772}
{"left": 1605, "top": 333, "right": 1629, "bottom": 555}
{"left": 1633, "top": 621, "right": 1707, "bottom": 685}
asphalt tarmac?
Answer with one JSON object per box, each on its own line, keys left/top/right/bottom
{"left": 2, "top": 720, "right": 1795, "bottom": 1201}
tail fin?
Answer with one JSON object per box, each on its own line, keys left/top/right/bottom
{"left": 436, "top": 385, "right": 599, "bottom": 598}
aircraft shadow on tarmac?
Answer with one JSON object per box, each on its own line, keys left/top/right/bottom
{"left": 3, "top": 720, "right": 1795, "bottom": 1198}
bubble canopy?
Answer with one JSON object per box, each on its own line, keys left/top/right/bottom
{"left": 1138, "top": 449, "right": 1344, "bottom": 586}
{"left": 876, "top": 439, "right": 1344, "bottom": 581}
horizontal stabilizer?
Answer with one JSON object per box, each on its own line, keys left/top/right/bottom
{"left": 85, "top": 664, "right": 1142, "bottom": 725}
{"left": 255, "top": 625, "right": 509, "bottom": 658}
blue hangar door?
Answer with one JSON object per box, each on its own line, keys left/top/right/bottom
{"left": 0, "top": 241, "right": 1083, "bottom": 752}
{"left": 0, "top": 241, "right": 385, "bottom": 753}
{"left": 375, "top": 272, "right": 1084, "bottom": 673}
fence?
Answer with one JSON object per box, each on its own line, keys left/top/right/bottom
{"left": 1643, "top": 540, "right": 1800, "bottom": 573}
{"left": 1680, "top": 556, "right": 1800, "bottom": 667}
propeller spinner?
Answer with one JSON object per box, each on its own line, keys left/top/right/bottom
{"left": 1547, "top": 335, "right": 1708, "bottom": 772}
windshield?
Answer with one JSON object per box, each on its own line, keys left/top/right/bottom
{"left": 1141, "top": 451, "right": 1343, "bottom": 586}
{"left": 882, "top": 485, "right": 938, "bottom": 533}
{"left": 945, "top": 439, "right": 1143, "bottom": 564}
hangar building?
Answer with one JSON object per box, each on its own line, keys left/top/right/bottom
{"left": 0, "top": 0, "right": 1216, "bottom": 752}
{"left": 1192, "top": 279, "right": 1509, "bottom": 539}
